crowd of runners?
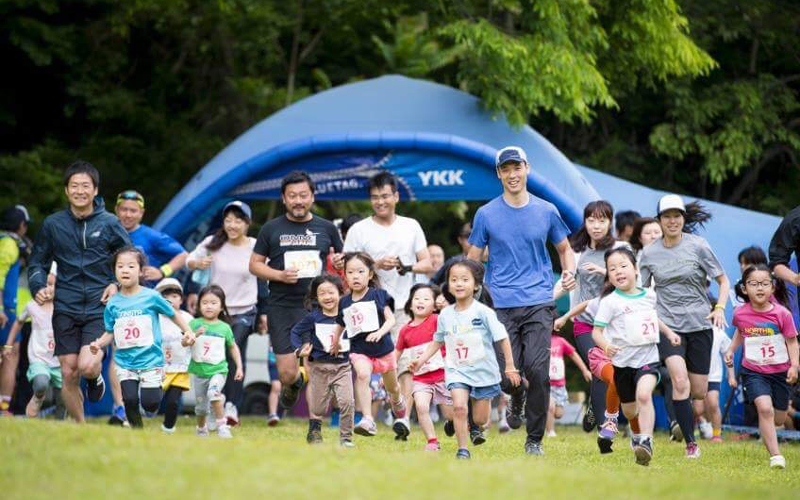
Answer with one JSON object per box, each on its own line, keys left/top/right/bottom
{"left": 1, "top": 147, "right": 799, "bottom": 468}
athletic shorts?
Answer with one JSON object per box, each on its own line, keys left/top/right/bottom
{"left": 162, "top": 372, "right": 191, "bottom": 391}
{"left": 52, "top": 313, "right": 104, "bottom": 356}
{"left": 349, "top": 351, "right": 397, "bottom": 375}
{"left": 116, "top": 366, "right": 164, "bottom": 389}
{"left": 588, "top": 346, "right": 612, "bottom": 379}
{"left": 741, "top": 368, "right": 790, "bottom": 411}
{"left": 447, "top": 382, "right": 501, "bottom": 401}
{"left": 658, "top": 329, "right": 712, "bottom": 375}
{"left": 550, "top": 385, "right": 569, "bottom": 408}
{"left": 412, "top": 380, "right": 452, "bottom": 406}
{"left": 26, "top": 362, "right": 62, "bottom": 389}
{"left": 267, "top": 305, "right": 306, "bottom": 355}
{"left": 707, "top": 381, "right": 721, "bottom": 392}
{"left": 192, "top": 373, "right": 227, "bottom": 415}
{"left": 613, "top": 362, "right": 660, "bottom": 404}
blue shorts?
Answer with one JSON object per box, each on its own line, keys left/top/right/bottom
{"left": 741, "top": 368, "right": 790, "bottom": 411}
{"left": 268, "top": 362, "right": 279, "bottom": 382}
{"left": 707, "top": 381, "right": 721, "bottom": 392}
{"left": 446, "top": 382, "right": 501, "bottom": 401}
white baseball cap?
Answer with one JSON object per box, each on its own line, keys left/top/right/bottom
{"left": 155, "top": 277, "right": 184, "bottom": 294}
{"left": 657, "top": 194, "right": 686, "bottom": 216}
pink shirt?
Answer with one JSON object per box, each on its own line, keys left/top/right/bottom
{"left": 549, "top": 335, "right": 576, "bottom": 386}
{"left": 732, "top": 302, "right": 798, "bottom": 374}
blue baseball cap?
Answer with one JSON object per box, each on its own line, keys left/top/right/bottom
{"left": 223, "top": 200, "right": 252, "bottom": 220}
{"left": 495, "top": 146, "right": 528, "bottom": 168}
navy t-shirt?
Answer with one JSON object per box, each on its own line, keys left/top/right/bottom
{"left": 290, "top": 309, "right": 349, "bottom": 364}
{"left": 336, "top": 288, "right": 395, "bottom": 358}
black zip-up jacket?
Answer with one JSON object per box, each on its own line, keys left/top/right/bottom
{"left": 28, "top": 196, "right": 131, "bottom": 317}
{"left": 769, "top": 205, "right": 800, "bottom": 269}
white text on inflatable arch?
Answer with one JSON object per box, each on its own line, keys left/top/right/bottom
{"left": 418, "top": 169, "right": 464, "bottom": 187}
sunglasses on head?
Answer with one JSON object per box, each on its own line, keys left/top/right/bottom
{"left": 116, "top": 191, "right": 144, "bottom": 208}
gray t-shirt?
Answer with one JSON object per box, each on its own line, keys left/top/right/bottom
{"left": 639, "top": 234, "right": 724, "bottom": 332}
{"left": 575, "top": 241, "right": 629, "bottom": 324}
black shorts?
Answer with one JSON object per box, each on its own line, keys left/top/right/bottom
{"left": 52, "top": 313, "right": 104, "bottom": 356}
{"left": 267, "top": 305, "right": 307, "bottom": 355}
{"left": 741, "top": 368, "right": 791, "bottom": 411}
{"left": 613, "top": 362, "right": 660, "bottom": 404}
{"left": 707, "top": 381, "right": 721, "bottom": 392}
{"left": 658, "top": 329, "right": 713, "bottom": 375}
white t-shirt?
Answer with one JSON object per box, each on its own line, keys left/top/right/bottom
{"left": 160, "top": 310, "right": 194, "bottom": 373}
{"left": 343, "top": 215, "right": 427, "bottom": 309}
{"left": 708, "top": 327, "right": 732, "bottom": 383}
{"left": 594, "top": 288, "right": 660, "bottom": 368}
{"left": 188, "top": 236, "right": 257, "bottom": 315}
{"left": 20, "top": 301, "right": 59, "bottom": 368}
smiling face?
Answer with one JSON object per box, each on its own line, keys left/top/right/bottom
{"left": 223, "top": 211, "right": 249, "bottom": 241}
{"left": 369, "top": 185, "right": 398, "bottom": 219}
{"left": 345, "top": 256, "right": 372, "bottom": 294}
{"left": 282, "top": 181, "right": 314, "bottom": 221}
{"left": 316, "top": 281, "right": 341, "bottom": 314}
{"left": 496, "top": 161, "right": 529, "bottom": 196}
{"left": 448, "top": 264, "right": 477, "bottom": 303}
{"left": 199, "top": 293, "right": 223, "bottom": 321}
{"left": 114, "top": 251, "right": 142, "bottom": 288}
{"left": 606, "top": 251, "right": 637, "bottom": 292}
{"left": 659, "top": 209, "right": 685, "bottom": 238}
{"left": 640, "top": 221, "right": 663, "bottom": 247}
{"left": 65, "top": 173, "right": 98, "bottom": 212}
{"left": 115, "top": 200, "right": 144, "bottom": 232}
{"left": 743, "top": 269, "right": 774, "bottom": 306}
{"left": 410, "top": 287, "right": 436, "bottom": 320}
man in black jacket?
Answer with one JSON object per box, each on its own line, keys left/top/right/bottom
{"left": 770, "top": 205, "right": 800, "bottom": 288}
{"left": 28, "top": 161, "right": 130, "bottom": 423}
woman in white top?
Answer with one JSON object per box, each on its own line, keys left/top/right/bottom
{"left": 188, "top": 201, "right": 257, "bottom": 425}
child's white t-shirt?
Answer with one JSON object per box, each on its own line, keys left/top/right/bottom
{"left": 594, "top": 288, "right": 660, "bottom": 368}
{"left": 20, "top": 301, "right": 59, "bottom": 368}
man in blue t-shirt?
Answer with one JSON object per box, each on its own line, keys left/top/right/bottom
{"left": 466, "top": 146, "right": 576, "bottom": 456}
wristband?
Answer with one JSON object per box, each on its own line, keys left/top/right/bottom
{"left": 2, "top": 345, "right": 12, "bottom": 350}
{"left": 160, "top": 264, "right": 173, "bottom": 277}
{"left": 504, "top": 368, "right": 519, "bottom": 373}
{"left": 714, "top": 304, "right": 725, "bottom": 311}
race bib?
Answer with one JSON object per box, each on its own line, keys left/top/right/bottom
{"left": 623, "top": 309, "right": 660, "bottom": 346}
{"left": 445, "top": 330, "right": 486, "bottom": 368}
{"left": 31, "top": 329, "right": 55, "bottom": 361}
{"left": 745, "top": 335, "right": 789, "bottom": 366}
{"left": 114, "top": 315, "right": 155, "bottom": 350}
{"left": 192, "top": 336, "right": 226, "bottom": 365}
{"left": 549, "top": 356, "right": 565, "bottom": 380}
{"left": 409, "top": 342, "right": 445, "bottom": 375}
{"left": 315, "top": 323, "right": 349, "bottom": 353}
{"left": 284, "top": 250, "right": 322, "bottom": 279}
{"left": 343, "top": 301, "right": 380, "bottom": 337}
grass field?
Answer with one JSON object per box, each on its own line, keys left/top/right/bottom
{"left": 1, "top": 416, "right": 798, "bottom": 500}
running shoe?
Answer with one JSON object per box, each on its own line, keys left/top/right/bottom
{"left": 669, "top": 420, "right": 683, "bottom": 442}
{"left": 498, "top": 418, "right": 511, "bottom": 434}
{"left": 470, "top": 426, "right": 486, "bottom": 446}
{"left": 208, "top": 417, "right": 218, "bottom": 431}
{"left": 108, "top": 404, "right": 127, "bottom": 426}
{"left": 597, "top": 419, "right": 618, "bottom": 454}
{"left": 196, "top": 425, "right": 209, "bottom": 437}
{"left": 224, "top": 402, "right": 240, "bottom": 427}
{"left": 685, "top": 441, "right": 701, "bottom": 459}
{"left": 307, "top": 426, "right": 323, "bottom": 444}
{"left": 217, "top": 425, "right": 233, "bottom": 439}
{"left": 86, "top": 375, "right": 105, "bottom": 403}
{"left": 393, "top": 417, "right": 410, "bottom": 441}
{"left": 25, "top": 395, "right": 45, "bottom": 418}
{"left": 546, "top": 430, "right": 557, "bottom": 438}
{"left": 698, "top": 420, "right": 713, "bottom": 440}
{"left": 524, "top": 439, "right": 544, "bottom": 456}
{"left": 444, "top": 420, "right": 455, "bottom": 437}
{"left": 354, "top": 416, "right": 377, "bottom": 437}
{"left": 161, "top": 424, "right": 176, "bottom": 435}
{"left": 770, "top": 455, "right": 786, "bottom": 469}
{"left": 340, "top": 439, "right": 355, "bottom": 448}
{"left": 267, "top": 413, "right": 281, "bottom": 427}
{"left": 390, "top": 395, "right": 407, "bottom": 419}
{"left": 455, "top": 448, "right": 471, "bottom": 460}
{"left": 710, "top": 435, "right": 723, "bottom": 443}
{"left": 582, "top": 406, "right": 596, "bottom": 432}
{"left": 280, "top": 369, "right": 307, "bottom": 409}
{"left": 424, "top": 441, "right": 441, "bottom": 451}
{"left": 506, "top": 392, "right": 525, "bottom": 430}
{"left": 634, "top": 436, "right": 653, "bottom": 466}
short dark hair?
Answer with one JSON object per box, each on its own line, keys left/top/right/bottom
{"left": 738, "top": 245, "right": 767, "bottom": 266}
{"left": 280, "top": 171, "right": 315, "bottom": 195}
{"left": 341, "top": 213, "right": 364, "bottom": 240}
{"left": 367, "top": 171, "right": 397, "bottom": 194}
{"left": 403, "top": 283, "right": 441, "bottom": 318}
{"left": 615, "top": 210, "right": 640, "bottom": 235}
{"left": 64, "top": 160, "right": 100, "bottom": 188}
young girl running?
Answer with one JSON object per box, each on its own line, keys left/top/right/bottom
{"left": 410, "top": 260, "right": 520, "bottom": 460}
{"left": 395, "top": 283, "right": 454, "bottom": 451}
{"left": 291, "top": 274, "right": 355, "bottom": 446}
{"left": 330, "top": 252, "right": 406, "bottom": 437}
{"left": 592, "top": 247, "right": 681, "bottom": 466}
{"left": 90, "top": 247, "right": 195, "bottom": 428}
{"left": 546, "top": 332, "right": 591, "bottom": 438}
{"left": 725, "top": 264, "right": 799, "bottom": 468}
{"left": 190, "top": 285, "right": 244, "bottom": 438}
{"left": 155, "top": 277, "right": 195, "bottom": 434}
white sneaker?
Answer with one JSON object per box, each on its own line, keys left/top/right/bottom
{"left": 224, "top": 402, "right": 239, "bottom": 427}
{"left": 161, "top": 424, "right": 176, "bottom": 434}
{"left": 770, "top": 455, "right": 786, "bottom": 469}
{"left": 546, "top": 430, "right": 557, "bottom": 438}
{"left": 207, "top": 418, "right": 218, "bottom": 431}
{"left": 218, "top": 425, "right": 233, "bottom": 439}
{"left": 698, "top": 420, "right": 713, "bottom": 440}
{"left": 26, "top": 395, "right": 45, "bottom": 418}
{"left": 196, "top": 426, "right": 209, "bottom": 437}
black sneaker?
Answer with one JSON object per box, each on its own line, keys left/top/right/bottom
{"left": 525, "top": 439, "right": 544, "bottom": 456}
{"left": 582, "top": 406, "right": 596, "bottom": 433}
{"left": 306, "top": 420, "right": 323, "bottom": 445}
{"left": 393, "top": 417, "right": 410, "bottom": 441}
{"left": 470, "top": 426, "right": 486, "bottom": 446}
{"left": 87, "top": 375, "right": 106, "bottom": 403}
{"left": 444, "top": 420, "right": 455, "bottom": 437}
{"left": 669, "top": 421, "right": 683, "bottom": 442}
{"left": 455, "top": 448, "right": 471, "bottom": 460}
{"left": 280, "top": 370, "right": 307, "bottom": 410}
{"left": 506, "top": 392, "right": 525, "bottom": 430}
{"left": 634, "top": 436, "right": 653, "bottom": 466}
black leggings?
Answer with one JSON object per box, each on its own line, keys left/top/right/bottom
{"left": 162, "top": 386, "right": 184, "bottom": 429}
{"left": 223, "top": 308, "right": 256, "bottom": 409}
{"left": 656, "top": 364, "right": 677, "bottom": 423}
{"left": 121, "top": 380, "right": 163, "bottom": 428}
